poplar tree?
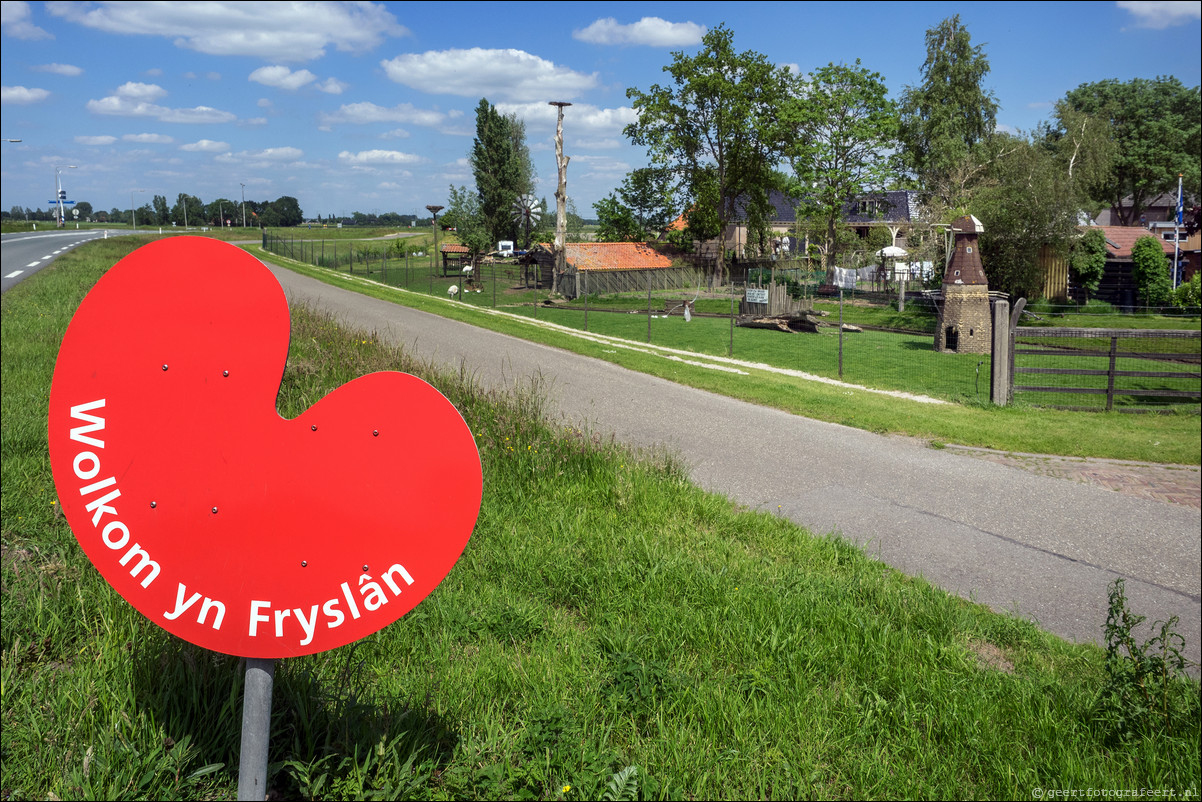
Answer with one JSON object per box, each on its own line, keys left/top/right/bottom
{"left": 898, "top": 15, "right": 998, "bottom": 211}
{"left": 469, "top": 98, "right": 529, "bottom": 247}
{"left": 625, "top": 24, "right": 791, "bottom": 284}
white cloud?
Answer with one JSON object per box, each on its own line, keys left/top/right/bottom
{"left": 33, "top": 62, "right": 83, "bottom": 76}
{"left": 321, "top": 101, "right": 456, "bottom": 128}
{"left": 381, "top": 128, "right": 411, "bottom": 139}
{"left": 572, "top": 17, "right": 706, "bottom": 46}
{"left": 47, "top": 1, "right": 409, "bottom": 62}
{"left": 243, "top": 147, "right": 304, "bottom": 160}
{"left": 1117, "top": 1, "right": 1201, "bottom": 29}
{"left": 381, "top": 49, "right": 597, "bottom": 102}
{"left": 116, "top": 81, "right": 169, "bottom": 101}
{"left": 124, "top": 133, "right": 174, "bottom": 143}
{"left": 316, "top": 77, "right": 348, "bottom": 95}
{"left": 180, "top": 139, "right": 229, "bottom": 152}
{"left": 144, "top": 67, "right": 163, "bottom": 77}
{"left": 87, "top": 83, "right": 236, "bottom": 123}
{"left": 338, "top": 149, "right": 424, "bottom": 165}
{"left": 249, "top": 65, "right": 316, "bottom": 91}
{"left": 2, "top": 1, "right": 52, "bottom": 40}
{"left": 242, "top": 117, "right": 268, "bottom": 126}
{"left": 75, "top": 135, "right": 118, "bottom": 145}
{"left": 206, "top": 71, "right": 221, "bottom": 80}
{"left": 1, "top": 85, "right": 50, "bottom": 104}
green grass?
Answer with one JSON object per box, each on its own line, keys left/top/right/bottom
{"left": 257, "top": 248, "right": 1201, "bottom": 464}
{"left": 4, "top": 239, "right": 1199, "bottom": 800}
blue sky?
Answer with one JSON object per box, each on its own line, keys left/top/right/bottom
{"left": 2, "top": 1, "right": 1199, "bottom": 222}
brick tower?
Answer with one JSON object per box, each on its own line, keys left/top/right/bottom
{"left": 936, "top": 215, "right": 991, "bottom": 354}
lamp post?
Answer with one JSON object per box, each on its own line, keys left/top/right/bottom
{"left": 130, "top": 188, "right": 146, "bottom": 230}
{"left": 426, "top": 204, "right": 444, "bottom": 274}
{"left": 55, "top": 165, "right": 77, "bottom": 227}
{"left": 240, "top": 182, "right": 247, "bottom": 228}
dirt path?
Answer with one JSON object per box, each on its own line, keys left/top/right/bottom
{"left": 944, "top": 445, "right": 1201, "bottom": 509}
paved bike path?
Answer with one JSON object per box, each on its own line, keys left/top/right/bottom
{"left": 266, "top": 264, "right": 1201, "bottom": 663}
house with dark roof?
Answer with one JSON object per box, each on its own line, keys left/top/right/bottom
{"left": 1088, "top": 225, "right": 1179, "bottom": 307}
{"left": 1095, "top": 192, "right": 1196, "bottom": 228}
{"left": 724, "top": 189, "right": 923, "bottom": 258}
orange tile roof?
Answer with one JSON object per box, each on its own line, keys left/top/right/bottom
{"left": 1095, "top": 226, "right": 1175, "bottom": 258}
{"left": 548, "top": 242, "right": 675, "bottom": 272}
{"left": 440, "top": 243, "right": 470, "bottom": 253}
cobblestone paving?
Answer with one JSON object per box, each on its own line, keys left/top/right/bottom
{"left": 944, "top": 445, "right": 1201, "bottom": 509}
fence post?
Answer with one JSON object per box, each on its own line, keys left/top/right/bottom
{"left": 647, "top": 271, "right": 652, "bottom": 343}
{"left": 1007, "top": 298, "right": 1027, "bottom": 405}
{"left": 729, "top": 280, "right": 735, "bottom": 357}
{"left": 990, "top": 299, "right": 1011, "bottom": 405}
{"left": 1106, "top": 336, "right": 1118, "bottom": 412}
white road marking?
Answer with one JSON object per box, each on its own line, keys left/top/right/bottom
{"left": 5, "top": 271, "right": 24, "bottom": 278}
{"left": 26, "top": 261, "right": 41, "bottom": 268}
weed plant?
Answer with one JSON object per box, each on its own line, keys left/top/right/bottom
{"left": 3, "top": 242, "right": 1199, "bottom": 799}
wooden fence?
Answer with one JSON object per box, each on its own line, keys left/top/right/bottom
{"left": 1012, "top": 326, "right": 1201, "bottom": 411}
{"left": 561, "top": 267, "right": 706, "bottom": 299}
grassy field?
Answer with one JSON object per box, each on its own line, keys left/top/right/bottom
{"left": 3, "top": 239, "right": 1198, "bottom": 800}
{"left": 256, "top": 247, "right": 1201, "bottom": 464}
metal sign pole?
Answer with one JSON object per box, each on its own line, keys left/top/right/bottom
{"left": 238, "top": 657, "right": 277, "bottom": 801}
{"left": 838, "top": 287, "right": 844, "bottom": 379}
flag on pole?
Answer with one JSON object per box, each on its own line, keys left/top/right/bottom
{"left": 1177, "top": 176, "right": 1184, "bottom": 225}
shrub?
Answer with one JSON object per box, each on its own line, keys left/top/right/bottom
{"left": 1172, "top": 271, "right": 1201, "bottom": 309}
{"left": 1130, "top": 235, "right": 1173, "bottom": 307}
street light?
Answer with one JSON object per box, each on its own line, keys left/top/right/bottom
{"left": 240, "top": 183, "right": 247, "bottom": 228}
{"left": 130, "top": 188, "right": 146, "bottom": 230}
{"left": 55, "top": 165, "right": 77, "bottom": 227}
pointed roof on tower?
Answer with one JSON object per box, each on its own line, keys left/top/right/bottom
{"left": 943, "top": 215, "right": 989, "bottom": 286}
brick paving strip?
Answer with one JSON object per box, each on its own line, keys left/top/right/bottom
{"left": 944, "top": 445, "right": 1201, "bottom": 510}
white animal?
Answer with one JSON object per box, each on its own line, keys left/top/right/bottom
{"left": 448, "top": 284, "right": 459, "bottom": 298}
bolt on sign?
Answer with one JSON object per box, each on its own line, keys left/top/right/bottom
{"left": 48, "top": 237, "right": 482, "bottom": 658}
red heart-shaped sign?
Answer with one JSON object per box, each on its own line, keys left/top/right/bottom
{"left": 48, "top": 237, "right": 482, "bottom": 658}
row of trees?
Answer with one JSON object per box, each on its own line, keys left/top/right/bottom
{"left": 5, "top": 194, "right": 305, "bottom": 228}
{"left": 597, "top": 19, "right": 1199, "bottom": 299}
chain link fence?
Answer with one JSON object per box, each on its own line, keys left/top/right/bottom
{"left": 262, "top": 232, "right": 1198, "bottom": 408}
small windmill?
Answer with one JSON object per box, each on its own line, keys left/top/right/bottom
{"left": 511, "top": 193, "right": 542, "bottom": 250}
{"left": 511, "top": 193, "right": 542, "bottom": 288}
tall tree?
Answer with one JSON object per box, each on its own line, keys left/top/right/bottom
{"left": 1068, "top": 227, "right": 1108, "bottom": 304}
{"left": 1038, "top": 102, "right": 1116, "bottom": 218}
{"left": 1059, "top": 77, "right": 1201, "bottom": 225}
{"left": 170, "top": 193, "right": 204, "bottom": 227}
{"left": 152, "top": 194, "right": 169, "bottom": 225}
{"left": 975, "top": 134, "right": 1081, "bottom": 298}
{"left": 618, "top": 166, "right": 678, "bottom": 235}
{"left": 445, "top": 184, "right": 492, "bottom": 267}
{"left": 271, "top": 195, "right": 304, "bottom": 227}
{"left": 782, "top": 59, "right": 899, "bottom": 269}
{"left": 470, "top": 99, "right": 530, "bottom": 248}
{"left": 593, "top": 195, "right": 645, "bottom": 242}
{"left": 898, "top": 15, "right": 998, "bottom": 213}
{"left": 625, "top": 24, "right": 791, "bottom": 284}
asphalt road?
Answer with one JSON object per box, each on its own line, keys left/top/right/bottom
{"left": 16, "top": 231, "right": 1191, "bottom": 662}
{"left": 1, "top": 228, "right": 124, "bottom": 293}
{"left": 262, "top": 263, "right": 1200, "bottom": 664}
